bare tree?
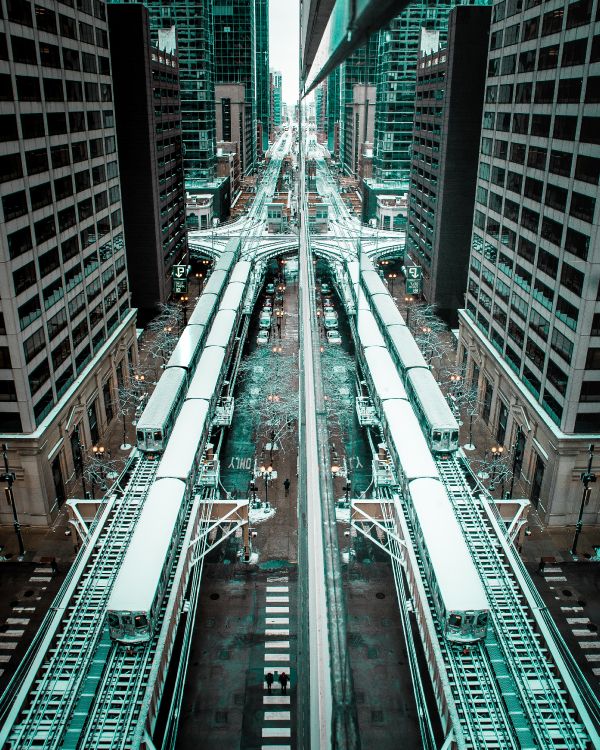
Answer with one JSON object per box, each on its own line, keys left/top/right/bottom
{"left": 116, "top": 367, "right": 150, "bottom": 450}
{"left": 320, "top": 345, "right": 355, "bottom": 444}
{"left": 236, "top": 346, "right": 299, "bottom": 461}
{"left": 82, "top": 448, "right": 120, "bottom": 499}
{"left": 141, "top": 302, "right": 183, "bottom": 374}
{"left": 469, "top": 448, "right": 513, "bottom": 499}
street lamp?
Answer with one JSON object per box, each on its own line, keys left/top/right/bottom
{"left": 388, "top": 272, "right": 397, "bottom": 295}
{"left": 180, "top": 295, "right": 189, "bottom": 327}
{"left": 91, "top": 444, "right": 106, "bottom": 500}
{"left": 571, "top": 444, "right": 597, "bottom": 558}
{"left": 508, "top": 426, "right": 523, "bottom": 499}
{"left": 259, "top": 464, "right": 273, "bottom": 509}
{"left": 421, "top": 325, "right": 432, "bottom": 362}
{"left": 1, "top": 443, "right": 25, "bottom": 559}
{"left": 404, "top": 295, "right": 413, "bottom": 329}
{"left": 489, "top": 445, "right": 504, "bottom": 491}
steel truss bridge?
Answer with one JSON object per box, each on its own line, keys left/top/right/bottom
{"left": 0, "top": 128, "right": 598, "bottom": 750}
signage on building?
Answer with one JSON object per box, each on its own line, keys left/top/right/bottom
{"left": 172, "top": 264, "right": 189, "bottom": 294}
{"left": 405, "top": 265, "right": 422, "bottom": 280}
{"left": 406, "top": 278, "right": 422, "bottom": 295}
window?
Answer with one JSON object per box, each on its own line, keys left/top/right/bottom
{"left": 75, "top": 170, "right": 90, "bottom": 191}
{"left": 11, "top": 36, "right": 37, "bottom": 65}
{"left": 585, "top": 76, "right": 600, "bottom": 103}
{"left": 581, "top": 117, "right": 600, "bottom": 144}
{"left": 556, "top": 296, "right": 578, "bottom": 330}
{"left": 71, "top": 141, "right": 88, "bottom": 163}
{"left": 16, "top": 75, "right": 41, "bottom": 102}
{"left": 558, "top": 78, "right": 582, "bottom": 103}
{"left": 542, "top": 7, "right": 563, "bottom": 34}
{"left": 47, "top": 307, "right": 67, "bottom": 338}
{"left": 8, "top": 226, "right": 32, "bottom": 259}
{"left": 51, "top": 145, "right": 70, "bottom": 169}
{"left": 517, "top": 237, "right": 535, "bottom": 263}
{"left": 501, "top": 54, "right": 516, "bottom": 75}
{"left": 538, "top": 45, "right": 559, "bottom": 69}
{"left": 518, "top": 50, "right": 536, "bottom": 72}
{"left": 575, "top": 155, "right": 600, "bottom": 186}
{"left": 570, "top": 192, "right": 595, "bottom": 223}
{"left": 541, "top": 217, "right": 562, "bottom": 246}
{"left": 47, "top": 112, "right": 67, "bottom": 136}
{"left": 21, "top": 114, "right": 45, "bottom": 139}
{"left": 34, "top": 215, "right": 56, "bottom": 244}
{"left": 561, "top": 263, "right": 584, "bottom": 295}
{"left": 567, "top": 0, "right": 592, "bottom": 28}
{"left": 66, "top": 80, "right": 83, "bottom": 102}
{"left": 39, "top": 42, "right": 61, "bottom": 68}
{"left": 515, "top": 81, "right": 532, "bottom": 103}
{"left": 29, "top": 360, "right": 50, "bottom": 395}
{"left": 562, "top": 39, "right": 587, "bottom": 67}
{"left": 545, "top": 184, "right": 567, "bottom": 211}
{"left": 565, "top": 228, "right": 589, "bottom": 261}
{"left": 549, "top": 150, "right": 572, "bottom": 177}
{"left": 507, "top": 171, "right": 523, "bottom": 193}
{"left": 551, "top": 328, "right": 573, "bottom": 362}
{"left": 39, "top": 247, "right": 59, "bottom": 277}
{"left": 62, "top": 46, "right": 80, "bottom": 71}
{"left": 51, "top": 336, "right": 71, "bottom": 371}
{"left": 504, "top": 198, "right": 519, "bottom": 222}
{"left": 24, "top": 327, "right": 45, "bottom": 363}
{"left": 521, "top": 207, "right": 539, "bottom": 233}
{"left": 18, "top": 294, "right": 42, "bottom": 330}
{"left": 82, "top": 52, "right": 96, "bottom": 73}
{"left": 553, "top": 116, "right": 577, "bottom": 141}
{"left": 43, "top": 77, "right": 63, "bottom": 101}
{"left": 522, "top": 17, "right": 538, "bottom": 40}
{"left": 13, "top": 261, "right": 37, "bottom": 296}
{"left": 25, "top": 148, "right": 48, "bottom": 176}
{"left": 534, "top": 80, "right": 554, "bottom": 103}
{"left": 58, "top": 206, "right": 76, "bottom": 231}
{"left": 530, "top": 309, "right": 549, "bottom": 338}
{"left": 526, "top": 337, "right": 545, "bottom": 370}
{"left": 2, "top": 190, "right": 28, "bottom": 221}
{"left": 61, "top": 236, "right": 78, "bottom": 263}
{"left": 59, "top": 13, "right": 77, "bottom": 39}
{"left": 585, "top": 349, "right": 600, "bottom": 369}
{"left": 580, "top": 382, "right": 600, "bottom": 402}
{"left": 54, "top": 175, "right": 73, "bottom": 201}
{"left": 524, "top": 177, "right": 543, "bottom": 202}
{"left": 509, "top": 142, "right": 525, "bottom": 164}
{"left": 527, "top": 146, "right": 546, "bottom": 171}
{"left": 513, "top": 113, "right": 529, "bottom": 134}
{"left": 69, "top": 111, "right": 85, "bottom": 132}
{"left": 537, "top": 248, "right": 559, "bottom": 277}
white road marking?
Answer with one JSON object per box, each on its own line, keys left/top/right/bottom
{"left": 578, "top": 641, "right": 600, "bottom": 649}
{"left": 264, "top": 711, "right": 291, "bottom": 721}
{"left": 34, "top": 567, "right": 52, "bottom": 574}
{"left": 266, "top": 596, "right": 290, "bottom": 604}
{"left": 265, "top": 629, "right": 290, "bottom": 636}
{"left": 266, "top": 617, "right": 289, "bottom": 625}
{"left": 561, "top": 606, "right": 584, "bottom": 612}
{"left": 0, "top": 655, "right": 12, "bottom": 663}
{"left": 6, "top": 618, "right": 29, "bottom": 625}
{"left": 585, "top": 654, "right": 600, "bottom": 662}
{"left": 267, "top": 586, "right": 289, "bottom": 593}
{"left": 29, "top": 577, "right": 52, "bottom": 583}
{"left": 544, "top": 576, "right": 567, "bottom": 582}
{"left": 0, "top": 630, "right": 24, "bottom": 637}
{"left": 572, "top": 629, "right": 596, "bottom": 637}
{"left": 263, "top": 695, "right": 290, "bottom": 705}
{"left": 264, "top": 653, "right": 290, "bottom": 662}
{"left": 11, "top": 607, "right": 35, "bottom": 613}
{"left": 266, "top": 641, "right": 290, "bottom": 649}
{"left": 266, "top": 606, "right": 289, "bottom": 614}
{"left": 261, "top": 745, "right": 290, "bottom": 750}
{"left": 262, "top": 727, "right": 291, "bottom": 738}
{"left": 0, "top": 642, "right": 18, "bottom": 650}
{"left": 263, "top": 666, "right": 289, "bottom": 674}
{"left": 567, "top": 618, "right": 591, "bottom": 625}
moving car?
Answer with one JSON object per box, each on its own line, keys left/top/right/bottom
{"left": 266, "top": 282, "right": 275, "bottom": 295}
{"left": 327, "top": 329, "right": 341, "bottom": 344}
{"left": 257, "top": 329, "right": 270, "bottom": 345}
{"left": 323, "top": 311, "right": 338, "bottom": 329}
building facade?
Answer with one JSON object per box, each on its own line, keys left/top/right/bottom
{"left": 406, "top": 7, "right": 491, "bottom": 324}
{"left": 110, "top": 0, "right": 217, "bottom": 181}
{"left": 0, "top": 0, "right": 137, "bottom": 525}
{"left": 460, "top": 0, "right": 600, "bottom": 524}
{"left": 255, "top": 0, "right": 269, "bottom": 155}
{"left": 213, "top": 0, "right": 256, "bottom": 175}
{"left": 325, "top": 65, "right": 340, "bottom": 156}
{"left": 270, "top": 69, "right": 282, "bottom": 136}
{"left": 215, "top": 83, "right": 254, "bottom": 176}
{"left": 107, "top": 6, "right": 188, "bottom": 321}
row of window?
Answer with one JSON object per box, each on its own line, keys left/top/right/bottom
{"left": 2, "top": 108, "right": 112, "bottom": 147}
{"left": 485, "top": 76, "right": 600, "bottom": 106}
{"left": 483, "top": 108, "right": 600, "bottom": 145}
{"left": 488, "top": 34, "right": 600, "bottom": 78}
{"left": 5, "top": 0, "right": 107, "bottom": 30}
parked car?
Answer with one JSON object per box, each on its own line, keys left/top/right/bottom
{"left": 323, "top": 311, "right": 338, "bottom": 329}
{"left": 323, "top": 300, "right": 334, "bottom": 312}
{"left": 266, "top": 282, "right": 275, "bottom": 295}
{"left": 321, "top": 282, "right": 331, "bottom": 294}
{"left": 257, "top": 329, "right": 270, "bottom": 345}
{"left": 327, "top": 329, "right": 342, "bottom": 344}
{"left": 263, "top": 297, "right": 273, "bottom": 308}
{"left": 259, "top": 310, "right": 272, "bottom": 328}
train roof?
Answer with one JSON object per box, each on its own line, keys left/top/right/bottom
{"left": 188, "top": 293, "right": 218, "bottom": 327}
{"left": 383, "top": 399, "right": 439, "bottom": 481}
{"left": 218, "top": 281, "right": 246, "bottom": 312}
{"left": 186, "top": 345, "right": 226, "bottom": 401}
{"left": 204, "top": 309, "right": 236, "bottom": 349}
{"left": 107, "top": 478, "right": 186, "bottom": 613}
{"left": 357, "top": 309, "right": 386, "bottom": 348}
{"left": 407, "top": 369, "right": 459, "bottom": 430}
{"left": 166, "top": 326, "right": 205, "bottom": 370}
{"left": 202, "top": 270, "right": 228, "bottom": 298}
{"left": 156, "top": 400, "right": 210, "bottom": 481}
{"left": 387, "top": 324, "right": 428, "bottom": 371}
{"left": 213, "top": 250, "right": 236, "bottom": 273}
{"left": 360, "top": 255, "right": 376, "bottom": 273}
{"left": 364, "top": 347, "right": 407, "bottom": 402}
{"left": 136, "top": 369, "right": 187, "bottom": 430}
{"left": 361, "top": 269, "right": 389, "bottom": 298}
{"left": 409, "top": 477, "right": 489, "bottom": 612}
{"left": 357, "top": 288, "right": 371, "bottom": 311}
{"left": 372, "top": 294, "right": 404, "bottom": 328}
{"left": 229, "top": 260, "right": 252, "bottom": 285}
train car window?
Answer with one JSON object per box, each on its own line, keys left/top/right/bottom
{"left": 433, "top": 431, "right": 442, "bottom": 443}
{"left": 134, "top": 615, "right": 148, "bottom": 628}
{"left": 449, "top": 614, "right": 462, "bottom": 627}
{"left": 451, "top": 431, "right": 459, "bottom": 443}
{"left": 154, "top": 430, "right": 161, "bottom": 441}
{"left": 477, "top": 612, "right": 489, "bottom": 627}
{"left": 107, "top": 613, "right": 119, "bottom": 627}
{"left": 136, "top": 430, "right": 144, "bottom": 443}
{"left": 123, "top": 615, "right": 132, "bottom": 626}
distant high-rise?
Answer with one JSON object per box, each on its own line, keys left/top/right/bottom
{"left": 460, "top": 0, "right": 600, "bottom": 524}
{"left": 107, "top": 5, "right": 188, "bottom": 320}
{"left": 255, "top": 0, "right": 270, "bottom": 155}
{"left": 0, "top": 0, "right": 137, "bottom": 524}
{"left": 270, "top": 70, "right": 282, "bottom": 135}
{"left": 213, "top": 0, "right": 257, "bottom": 174}
{"left": 315, "top": 81, "right": 327, "bottom": 142}
{"left": 326, "top": 66, "right": 341, "bottom": 155}
{"left": 108, "top": 0, "right": 217, "bottom": 181}
{"left": 339, "top": 38, "right": 378, "bottom": 177}
{"left": 406, "top": 7, "right": 491, "bottom": 324}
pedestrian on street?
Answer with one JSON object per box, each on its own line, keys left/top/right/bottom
{"left": 284, "top": 478, "right": 290, "bottom": 497}
{"left": 279, "top": 671, "right": 289, "bottom": 694}
{"left": 51, "top": 557, "right": 59, "bottom": 575}
{"left": 265, "top": 672, "right": 274, "bottom": 694}
{"left": 537, "top": 558, "right": 546, "bottom": 575}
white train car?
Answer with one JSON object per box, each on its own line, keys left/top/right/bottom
{"left": 136, "top": 368, "right": 187, "bottom": 453}
{"left": 372, "top": 294, "right": 405, "bottom": 328}
{"left": 386, "top": 323, "right": 428, "bottom": 372}
{"left": 408, "top": 477, "right": 489, "bottom": 643}
{"left": 363, "top": 346, "right": 407, "bottom": 412}
{"left": 204, "top": 309, "right": 237, "bottom": 359}
{"left": 218, "top": 281, "right": 246, "bottom": 313}
{"left": 361, "top": 269, "right": 389, "bottom": 299}
{"left": 229, "top": 260, "right": 252, "bottom": 285}
{"left": 201, "top": 269, "right": 228, "bottom": 299}
{"left": 357, "top": 308, "right": 386, "bottom": 349}
{"left": 186, "top": 346, "right": 226, "bottom": 409}
{"left": 155, "top": 400, "right": 211, "bottom": 491}
{"left": 188, "top": 292, "right": 219, "bottom": 328}
{"left": 406, "top": 369, "right": 459, "bottom": 453}
{"left": 106, "top": 478, "right": 187, "bottom": 644}
{"left": 382, "top": 399, "right": 439, "bottom": 484}
{"left": 165, "top": 326, "right": 205, "bottom": 374}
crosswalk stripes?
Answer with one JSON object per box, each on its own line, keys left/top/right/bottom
{"left": 262, "top": 574, "right": 292, "bottom": 749}
{"left": 543, "top": 565, "right": 599, "bottom": 680}
{"left": 0, "top": 565, "right": 53, "bottom": 679}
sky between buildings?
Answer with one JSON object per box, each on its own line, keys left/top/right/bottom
{"left": 269, "top": 0, "right": 300, "bottom": 105}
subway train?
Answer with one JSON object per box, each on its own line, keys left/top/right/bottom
{"left": 356, "top": 301, "right": 489, "bottom": 644}
{"left": 359, "top": 258, "right": 459, "bottom": 453}
{"left": 135, "top": 241, "right": 246, "bottom": 453}
{"left": 107, "top": 262, "right": 248, "bottom": 645}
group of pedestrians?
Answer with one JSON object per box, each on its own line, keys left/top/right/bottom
{"left": 265, "top": 671, "right": 289, "bottom": 694}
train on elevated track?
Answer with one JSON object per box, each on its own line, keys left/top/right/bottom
{"left": 107, "top": 244, "right": 250, "bottom": 645}
{"left": 355, "top": 264, "right": 489, "bottom": 644}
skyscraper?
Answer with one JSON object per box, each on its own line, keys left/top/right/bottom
{"left": 0, "top": 0, "right": 137, "bottom": 524}
{"left": 325, "top": 66, "right": 341, "bottom": 155}
{"left": 108, "top": 0, "right": 217, "bottom": 181}
{"left": 255, "top": 0, "right": 270, "bottom": 156}
{"left": 406, "top": 7, "right": 491, "bottom": 324}
{"left": 107, "top": 4, "right": 188, "bottom": 320}
{"left": 459, "top": 0, "right": 600, "bottom": 523}
{"left": 270, "top": 69, "right": 282, "bottom": 135}
{"left": 213, "top": 0, "right": 257, "bottom": 174}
